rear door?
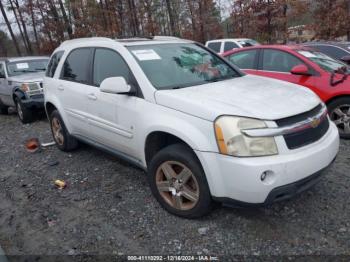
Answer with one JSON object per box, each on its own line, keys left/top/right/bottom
{"left": 58, "top": 48, "right": 93, "bottom": 136}
{"left": 255, "top": 49, "right": 316, "bottom": 89}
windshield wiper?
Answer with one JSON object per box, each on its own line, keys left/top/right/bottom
{"left": 35, "top": 68, "right": 46, "bottom": 71}
{"left": 13, "top": 69, "right": 37, "bottom": 73}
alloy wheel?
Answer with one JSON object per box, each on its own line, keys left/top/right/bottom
{"left": 330, "top": 104, "right": 350, "bottom": 135}
{"left": 51, "top": 117, "right": 64, "bottom": 145}
{"left": 16, "top": 101, "right": 23, "bottom": 120}
{"left": 155, "top": 161, "right": 199, "bottom": 211}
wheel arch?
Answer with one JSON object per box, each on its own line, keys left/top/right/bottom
{"left": 144, "top": 131, "right": 197, "bottom": 167}
{"left": 325, "top": 94, "right": 350, "bottom": 106}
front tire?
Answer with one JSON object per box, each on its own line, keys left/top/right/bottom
{"left": 15, "top": 98, "right": 33, "bottom": 124}
{"left": 148, "top": 144, "right": 212, "bottom": 218}
{"left": 49, "top": 110, "right": 78, "bottom": 152}
{"left": 0, "top": 105, "right": 8, "bottom": 115}
{"left": 328, "top": 97, "right": 350, "bottom": 139}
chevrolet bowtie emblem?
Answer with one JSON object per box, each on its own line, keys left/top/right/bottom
{"left": 310, "top": 117, "right": 321, "bottom": 128}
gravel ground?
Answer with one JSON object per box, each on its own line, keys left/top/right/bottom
{"left": 0, "top": 111, "right": 349, "bottom": 260}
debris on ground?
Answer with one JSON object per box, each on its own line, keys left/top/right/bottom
{"left": 54, "top": 180, "right": 67, "bottom": 189}
{"left": 25, "top": 138, "right": 40, "bottom": 153}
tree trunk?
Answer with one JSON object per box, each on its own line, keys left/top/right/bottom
{"left": 165, "top": 0, "right": 176, "bottom": 36}
{"left": 198, "top": 1, "right": 205, "bottom": 43}
{"left": 47, "top": 0, "right": 64, "bottom": 40}
{"left": 9, "top": 0, "right": 28, "bottom": 53}
{"left": 36, "top": 0, "right": 54, "bottom": 47}
{"left": 187, "top": 0, "right": 196, "bottom": 38}
{"left": 0, "top": 0, "right": 21, "bottom": 55}
{"left": 13, "top": 0, "right": 33, "bottom": 54}
{"left": 58, "top": 0, "right": 73, "bottom": 39}
{"left": 116, "top": 0, "right": 124, "bottom": 36}
{"left": 28, "top": 0, "right": 40, "bottom": 52}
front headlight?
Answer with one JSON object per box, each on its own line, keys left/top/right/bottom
{"left": 214, "top": 116, "right": 278, "bottom": 157}
{"left": 20, "top": 83, "right": 39, "bottom": 92}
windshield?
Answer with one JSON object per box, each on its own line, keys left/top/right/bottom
{"left": 238, "top": 39, "right": 260, "bottom": 47}
{"left": 7, "top": 59, "right": 49, "bottom": 77}
{"left": 297, "top": 50, "right": 348, "bottom": 73}
{"left": 127, "top": 43, "right": 241, "bottom": 90}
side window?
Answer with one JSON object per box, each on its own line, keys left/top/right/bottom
{"left": 313, "top": 45, "right": 349, "bottom": 60}
{"left": 224, "top": 41, "right": 239, "bottom": 52}
{"left": 61, "top": 48, "right": 92, "bottom": 84}
{"left": 228, "top": 50, "right": 257, "bottom": 69}
{"left": 207, "top": 42, "right": 221, "bottom": 53}
{"left": 0, "top": 64, "right": 5, "bottom": 78}
{"left": 46, "top": 51, "right": 64, "bottom": 78}
{"left": 93, "top": 48, "right": 132, "bottom": 87}
{"left": 262, "top": 49, "right": 304, "bottom": 72}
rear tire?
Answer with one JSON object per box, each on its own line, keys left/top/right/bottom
{"left": 15, "top": 98, "right": 33, "bottom": 124}
{"left": 328, "top": 97, "right": 350, "bottom": 139}
{"left": 148, "top": 144, "right": 212, "bottom": 218}
{"left": 49, "top": 110, "right": 78, "bottom": 152}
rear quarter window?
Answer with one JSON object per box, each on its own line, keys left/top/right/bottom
{"left": 46, "top": 51, "right": 64, "bottom": 78}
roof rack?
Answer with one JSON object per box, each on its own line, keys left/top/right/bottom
{"left": 60, "top": 37, "right": 114, "bottom": 47}
{"left": 116, "top": 35, "right": 181, "bottom": 42}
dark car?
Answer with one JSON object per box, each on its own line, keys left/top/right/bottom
{"left": 302, "top": 42, "right": 350, "bottom": 65}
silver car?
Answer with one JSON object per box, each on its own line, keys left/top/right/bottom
{"left": 0, "top": 56, "right": 49, "bottom": 123}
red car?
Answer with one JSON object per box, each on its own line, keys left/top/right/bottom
{"left": 223, "top": 45, "right": 350, "bottom": 138}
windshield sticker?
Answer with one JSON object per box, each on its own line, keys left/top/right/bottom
{"left": 298, "top": 51, "right": 317, "bottom": 58}
{"left": 132, "top": 49, "right": 161, "bottom": 61}
{"left": 16, "top": 63, "right": 29, "bottom": 69}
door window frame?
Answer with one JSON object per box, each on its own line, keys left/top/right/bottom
{"left": 60, "top": 47, "right": 94, "bottom": 85}
{"left": 258, "top": 48, "right": 318, "bottom": 76}
{"left": 91, "top": 47, "right": 143, "bottom": 98}
{"left": 228, "top": 48, "right": 260, "bottom": 70}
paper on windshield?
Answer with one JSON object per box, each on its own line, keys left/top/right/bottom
{"left": 298, "top": 51, "right": 317, "bottom": 58}
{"left": 132, "top": 50, "right": 161, "bottom": 61}
{"left": 16, "top": 63, "right": 29, "bottom": 69}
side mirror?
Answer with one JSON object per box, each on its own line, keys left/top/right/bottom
{"left": 0, "top": 72, "right": 5, "bottom": 78}
{"left": 340, "top": 55, "right": 350, "bottom": 65}
{"left": 290, "top": 64, "right": 311, "bottom": 76}
{"left": 100, "top": 77, "right": 133, "bottom": 95}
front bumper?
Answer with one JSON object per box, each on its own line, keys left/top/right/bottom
{"left": 213, "top": 159, "right": 334, "bottom": 207}
{"left": 195, "top": 121, "right": 339, "bottom": 204}
{"left": 21, "top": 94, "right": 44, "bottom": 109}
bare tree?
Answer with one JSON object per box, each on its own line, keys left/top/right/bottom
{"left": 0, "top": 0, "right": 21, "bottom": 55}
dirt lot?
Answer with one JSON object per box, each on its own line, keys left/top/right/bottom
{"left": 0, "top": 112, "right": 349, "bottom": 260}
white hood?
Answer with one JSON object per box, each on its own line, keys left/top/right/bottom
{"left": 155, "top": 75, "right": 321, "bottom": 121}
{"left": 8, "top": 72, "right": 45, "bottom": 83}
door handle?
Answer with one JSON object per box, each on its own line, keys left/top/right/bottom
{"left": 58, "top": 85, "right": 64, "bottom": 91}
{"left": 87, "top": 93, "right": 97, "bottom": 101}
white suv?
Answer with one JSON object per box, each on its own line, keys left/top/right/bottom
{"left": 44, "top": 37, "right": 339, "bottom": 218}
{"left": 206, "top": 38, "right": 260, "bottom": 54}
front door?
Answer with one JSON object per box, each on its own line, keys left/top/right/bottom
{"left": 84, "top": 48, "right": 139, "bottom": 157}
{"left": 254, "top": 49, "right": 316, "bottom": 90}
